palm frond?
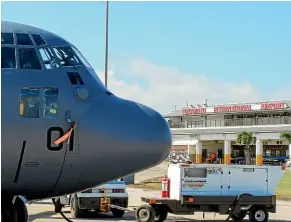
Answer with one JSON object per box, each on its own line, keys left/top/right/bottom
{"left": 280, "top": 131, "right": 291, "bottom": 144}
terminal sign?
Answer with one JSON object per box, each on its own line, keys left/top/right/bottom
{"left": 183, "top": 107, "right": 207, "bottom": 115}
{"left": 214, "top": 104, "right": 252, "bottom": 113}
{"left": 182, "top": 101, "right": 287, "bottom": 115}
{"left": 260, "top": 101, "right": 285, "bottom": 110}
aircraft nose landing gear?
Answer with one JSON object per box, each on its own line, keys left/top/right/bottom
{"left": 1, "top": 196, "right": 28, "bottom": 222}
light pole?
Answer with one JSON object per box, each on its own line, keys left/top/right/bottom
{"left": 104, "top": 1, "right": 109, "bottom": 87}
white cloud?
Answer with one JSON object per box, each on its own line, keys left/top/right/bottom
{"left": 96, "top": 56, "right": 287, "bottom": 114}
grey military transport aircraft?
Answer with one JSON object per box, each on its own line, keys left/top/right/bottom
{"left": 1, "top": 21, "right": 172, "bottom": 222}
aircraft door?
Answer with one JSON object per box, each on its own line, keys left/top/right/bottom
{"left": 14, "top": 86, "right": 73, "bottom": 196}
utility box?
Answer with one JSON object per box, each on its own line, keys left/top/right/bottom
{"left": 227, "top": 167, "right": 268, "bottom": 196}
{"left": 168, "top": 164, "right": 284, "bottom": 200}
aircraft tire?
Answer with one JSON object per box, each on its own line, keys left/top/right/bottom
{"left": 14, "top": 197, "right": 28, "bottom": 222}
{"left": 70, "top": 194, "right": 83, "bottom": 218}
{"left": 1, "top": 196, "right": 28, "bottom": 222}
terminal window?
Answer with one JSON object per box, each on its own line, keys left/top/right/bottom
{"left": 20, "top": 87, "right": 40, "bottom": 118}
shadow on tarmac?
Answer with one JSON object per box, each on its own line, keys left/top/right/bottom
{"left": 28, "top": 208, "right": 291, "bottom": 222}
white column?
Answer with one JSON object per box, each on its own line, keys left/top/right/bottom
{"left": 195, "top": 141, "right": 202, "bottom": 164}
{"left": 188, "top": 144, "right": 196, "bottom": 163}
{"left": 256, "top": 140, "right": 263, "bottom": 165}
{"left": 224, "top": 140, "right": 231, "bottom": 165}
{"left": 289, "top": 144, "right": 291, "bottom": 159}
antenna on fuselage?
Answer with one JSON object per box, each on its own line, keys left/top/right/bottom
{"left": 104, "top": 1, "right": 109, "bottom": 87}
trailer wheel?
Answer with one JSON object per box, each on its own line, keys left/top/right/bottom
{"left": 155, "top": 209, "right": 168, "bottom": 222}
{"left": 230, "top": 211, "right": 247, "bottom": 221}
{"left": 249, "top": 207, "right": 269, "bottom": 222}
{"left": 135, "top": 204, "right": 156, "bottom": 222}
{"left": 111, "top": 208, "right": 125, "bottom": 218}
{"left": 70, "top": 195, "right": 83, "bottom": 218}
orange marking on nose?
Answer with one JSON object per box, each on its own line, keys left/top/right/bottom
{"left": 54, "top": 123, "right": 76, "bottom": 145}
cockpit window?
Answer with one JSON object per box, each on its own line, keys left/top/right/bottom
{"left": 1, "top": 47, "right": 16, "bottom": 68}
{"left": 16, "top": 33, "right": 33, "bottom": 45}
{"left": 1, "top": 33, "right": 14, "bottom": 44}
{"left": 71, "top": 46, "right": 92, "bottom": 69}
{"left": 18, "top": 48, "right": 42, "bottom": 70}
{"left": 39, "top": 47, "right": 59, "bottom": 69}
{"left": 31, "top": 34, "right": 46, "bottom": 46}
{"left": 52, "top": 46, "right": 80, "bottom": 67}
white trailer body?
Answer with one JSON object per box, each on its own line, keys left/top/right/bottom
{"left": 168, "top": 164, "right": 285, "bottom": 200}
{"left": 134, "top": 164, "right": 285, "bottom": 222}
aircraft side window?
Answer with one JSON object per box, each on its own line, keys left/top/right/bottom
{"left": 52, "top": 46, "right": 81, "bottom": 67}
{"left": 18, "top": 48, "right": 42, "bottom": 70}
{"left": 67, "top": 72, "right": 84, "bottom": 85}
{"left": 31, "top": 34, "right": 46, "bottom": 46}
{"left": 1, "top": 33, "right": 14, "bottom": 44}
{"left": 20, "top": 87, "right": 40, "bottom": 118}
{"left": 1, "top": 47, "right": 16, "bottom": 68}
{"left": 43, "top": 87, "right": 58, "bottom": 119}
{"left": 16, "top": 33, "right": 33, "bottom": 45}
{"left": 39, "top": 48, "right": 59, "bottom": 69}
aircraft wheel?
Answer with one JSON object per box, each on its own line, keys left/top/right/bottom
{"left": 1, "top": 198, "right": 17, "bottom": 222}
{"left": 14, "top": 197, "right": 28, "bottom": 222}
{"left": 70, "top": 195, "right": 83, "bottom": 218}
{"left": 1, "top": 196, "right": 27, "bottom": 222}
{"left": 135, "top": 204, "right": 156, "bottom": 222}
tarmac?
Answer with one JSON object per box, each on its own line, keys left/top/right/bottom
{"left": 27, "top": 187, "right": 291, "bottom": 222}
{"left": 27, "top": 162, "right": 291, "bottom": 222}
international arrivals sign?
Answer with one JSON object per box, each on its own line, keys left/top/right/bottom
{"left": 182, "top": 101, "right": 288, "bottom": 115}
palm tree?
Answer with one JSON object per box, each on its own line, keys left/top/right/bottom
{"left": 280, "top": 131, "right": 291, "bottom": 160}
{"left": 236, "top": 131, "right": 256, "bottom": 165}
{"left": 280, "top": 131, "right": 291, "bottom": 144}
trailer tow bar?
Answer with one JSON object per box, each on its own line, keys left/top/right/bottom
{"left": 110, "top": 204, "right": 136, "bottom": 212}
{"left": 225, "top": 193, "right": 252, "bottom": 221}
{"left": 52, "top": 198, "right": 74, "bottom": 222}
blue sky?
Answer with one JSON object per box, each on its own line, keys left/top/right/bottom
{"left": 2, "top": 1, "right": 290, "bottom": 112}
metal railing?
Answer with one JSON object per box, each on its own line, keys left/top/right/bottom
{"left": 169, "top": 116, "right": 291, "bottom": 128}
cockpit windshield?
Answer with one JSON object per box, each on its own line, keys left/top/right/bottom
{"left": 52, "top": 46, "right": 81, "bottom": 67}
{"left": 71, "top": 46, "right": 92, "bottom": 69}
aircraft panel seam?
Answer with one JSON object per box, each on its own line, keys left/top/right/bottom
{"left": 14, "top": 140, "right": 26, "bottom": 183}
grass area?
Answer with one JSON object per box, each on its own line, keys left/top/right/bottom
{"left": 128, "top": 171, "right": 291, "bottom": 201}
{"left": 275, "top": 171, "right": 291, "bottom": 201}
{"left": 127, "top": 176, "right": 163, "bottom": 191}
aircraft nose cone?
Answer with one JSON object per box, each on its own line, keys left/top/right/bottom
{"left": 78, "top": 98, "right": 172, "bottom": 183}
{"left": 131, "top": 102, "right": 172, "bottom": 163}
{"left": 51, "top": 97, "right": 172, "bottom": 196}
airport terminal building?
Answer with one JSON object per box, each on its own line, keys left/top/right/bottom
{"left": 163, "top": 99, "right": 291, "bottom": 165}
